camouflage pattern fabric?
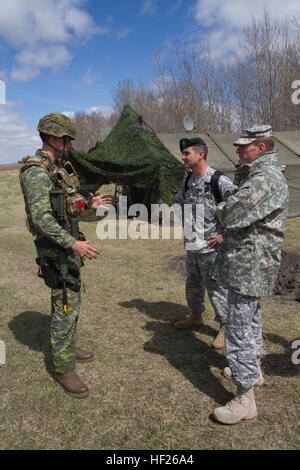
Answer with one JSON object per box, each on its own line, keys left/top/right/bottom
{"left": 174, "top": 166, "right": 233, "bottom": 252}
{"left": 20, "top": 151, "right": 77, "bottom": 247}
{"left": 37, "top": 113, "right": 76, "bottom": 139}
{"left": 225, "top": 290, "right": 265, "bottom": 389}
{"left": 186, "top": 251, "right": 228, "bottom": 324}
{"left": 211, "top": 151, "right": 289, "bottom": 297}
{"left": 48, "top": 251, "right": 81, "bottom": 374}
{"left": 175, "top": 166, "right": 232, "bottom": 324}
{"left": 51, "top": 287, "right": 80, "bottom": 374}
{"left": 19, "top": 150, "right": 86, "bottom": 374}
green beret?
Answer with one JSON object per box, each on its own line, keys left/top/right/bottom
{"left": 180, "top": 137, "right": 207, "bottom": 152}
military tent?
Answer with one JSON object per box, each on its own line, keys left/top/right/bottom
{"left": 69, "top": 105, "right": 186, "bottom": 208}
{"left": 70, "top": 105, "right": 300, "bottom": 217}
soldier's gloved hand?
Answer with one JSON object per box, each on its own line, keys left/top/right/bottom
{"left": 71, "top": 240, "right": 100, "bottom": 260}
{"left": 87, "top": 192, "right": 113, "bottom": 210}
{"left": 206, "top": 233, "right": 224, "bottom": 249}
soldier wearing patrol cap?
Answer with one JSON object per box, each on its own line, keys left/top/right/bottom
{"left": 174, "top": 137, "right": 233, "bottom": 348}
{"left": 210, "top": 125, "right": 289, "bottom": 424}
{"left": 19, "top": 113, "right": 112, "bottom": 398}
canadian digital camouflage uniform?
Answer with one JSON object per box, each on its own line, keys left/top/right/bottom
{"left": 174, "top": 166, "right": 233, "bottom": 324}
{"left": 19, "top": 150, "right": 87, "bottom": 374}
{"left": 211, "top": 150, "right": 289, "bottom": 388}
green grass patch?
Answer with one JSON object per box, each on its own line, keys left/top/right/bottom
{"left": 0, "top": 170, "right": 299, "bottom": 450}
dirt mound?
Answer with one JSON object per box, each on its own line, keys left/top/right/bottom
{"left": 168, "top": 251, "right": 300, "bottom": 302}
{"left": 274, "top": 251, "right": 300, "bottom": 301}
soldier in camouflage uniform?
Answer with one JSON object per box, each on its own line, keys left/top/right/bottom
{"left": 211, "top": 125, "right": 289, "bottom": 424}
{"left": 19, "top": 113, "right": 112, "bottom": 398}
{"left": 174, "top": 137, "right": 233, "bottom": 349}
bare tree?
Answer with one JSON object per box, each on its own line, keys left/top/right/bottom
{"left": 72, "top": 111, "right": 118, "bottom": 153}
{"left": 235, "top": 12, "right": 300, "bottom": 130}
{"left": 112, "top": 11, "right": 300, "bottom": 135}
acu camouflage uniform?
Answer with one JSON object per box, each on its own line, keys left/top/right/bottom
{"left": 211, "top": 150, "right": 289, "bottom": 388}
{"left": 174, "top": 166, "right": 233, "bottom": 324}
{"left": 19, "top": 150, "right": 89, "bottom": 374}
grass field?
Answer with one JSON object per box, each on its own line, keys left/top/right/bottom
{"left": 0, "top": 169, "right": 299, "bottom": 450}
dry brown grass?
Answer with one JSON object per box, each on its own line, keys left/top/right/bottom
{"left": 0, "top": 170, "right": 299, "bottom": 450}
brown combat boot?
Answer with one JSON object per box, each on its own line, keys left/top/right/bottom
{"left": 175, "top": 312, "right": 203, "bottom": 329}
{"left": 75, "top": 347, "right": 95, "bottom": 363}
{"left": 54, "top": 371, "right": 90, "bottom": 398}
{"left": 212, "top": 323, "right": 226, "bottom": 349}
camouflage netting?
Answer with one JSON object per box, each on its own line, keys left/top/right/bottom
{"left": 69, "top": 105, "right": 186, "bottom": 207}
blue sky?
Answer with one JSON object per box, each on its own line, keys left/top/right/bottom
{"left": 0, "top": 0, "right": 299, "bottom": 163}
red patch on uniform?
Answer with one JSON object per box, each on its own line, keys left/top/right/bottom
{"left": 76, "top": 200, "right": 84, "bottom": 212}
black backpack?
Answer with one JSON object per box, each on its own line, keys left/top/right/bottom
{"left": 184, "top": 170, "right": 224, "bottom": 204}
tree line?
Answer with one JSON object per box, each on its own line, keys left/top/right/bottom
{"left": 73, "top": 13, "right": 300, "bottom": 153}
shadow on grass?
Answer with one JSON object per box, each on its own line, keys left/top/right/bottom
{"left": 120, "top": 298, "right": 190, "bottom": 323}
{"left": 120, "top": 298, "right": 216, "bottom": 334}
{"left": 120, "top": 298, "right": 232, "bottom": 405}
{"left": 262, "top": 333, "right": 300, "bottom": 378}
{"left": 8, "top": 311, "right": 53, "bottom": 374}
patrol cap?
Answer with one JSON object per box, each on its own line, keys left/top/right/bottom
{"left": 233, "top": 125, "right": 272, "bottom": 146}
{"left": 180, "top": 137, "right": 207, "bottom": 152}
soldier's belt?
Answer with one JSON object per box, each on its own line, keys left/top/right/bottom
{"left": 35, "top": 255, "right": 80, "bottom": 292}
{"left": 34, "top": 235, "right": 69, "bottom": 250}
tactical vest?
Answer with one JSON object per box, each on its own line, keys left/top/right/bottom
{"left": 19, "top": 153, "right": 87, "bottom": 236}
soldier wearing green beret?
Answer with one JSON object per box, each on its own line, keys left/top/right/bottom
{"left": 19, "top": 113, "right": 112, "bottom": 398}
{"left": 211, "top": 125, "right": 288, "bottom": 424}
{"left": 174, "top": 137, "right": 233, "bottom": 349}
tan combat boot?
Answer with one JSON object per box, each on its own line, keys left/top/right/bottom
{"left": 212, "top": 323, "right": 226, "bottom": 349}
{"left": 54, "top": 371, "right": 90, "bottom": 398}
{"left": 175, "top": 313, "right": 203, "bottom": 329}
{"left": 222, "top": 357, "right": 264, "bottom": 386}
{"left": 75, "top": 347, "right": 95, "bottom": 363}
{"left": 213, "top": 385, "right": 257, "bottom": 425}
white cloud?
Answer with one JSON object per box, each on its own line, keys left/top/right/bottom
{"left": 0, "top": 102, "right": 40, "bottom": 163}
{"left": 81, "top": 68, "right": 98, "bottom": 86}
{"left": 194, "top": 0, "right": 300, "bottom": 58}
{"left": 141, "top": 0, "right": 157, "bottom": 16}
{"left": 0, "top": 0, "right": 107, "bottom": 81}
{"left": 0, "top": 0, "right": 102, "bottom": 47}
{"left": 117, "top": 28, "right": 133, "bottom": 40}
{"left": 10, "top": 66, "right": 40, "bottom": 82}
{"left": 72, "top": 68, "right": 99, "bottom": 89}
{"left": 62, "top": 110, "right": 76, "bottom": 119}
{"left": 86, "top": 105, "right": 114, "bottom": 118}
{"left": 195, "top": 0, "right": 300, "bottom": 28}
{"left": 12, "top": 45, "right": 73, "bottom": 81}
{"left": 11, "top": 45, "right": 72, "bottom": 81}
{"left": 62, "top": 105, "right": 115, "bottom": 119}
{"left": 65, "top": 7, "right": 107, "bottom": 37}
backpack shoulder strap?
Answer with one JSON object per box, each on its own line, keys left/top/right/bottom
{"left": 210, "top": 170, "right": 224, "bottom": 204}
{"left": 184, "top": 172, "right": 193, "bottom": 195}
{"left": 183, "top": 170, "right": 225, "bottom": 204}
